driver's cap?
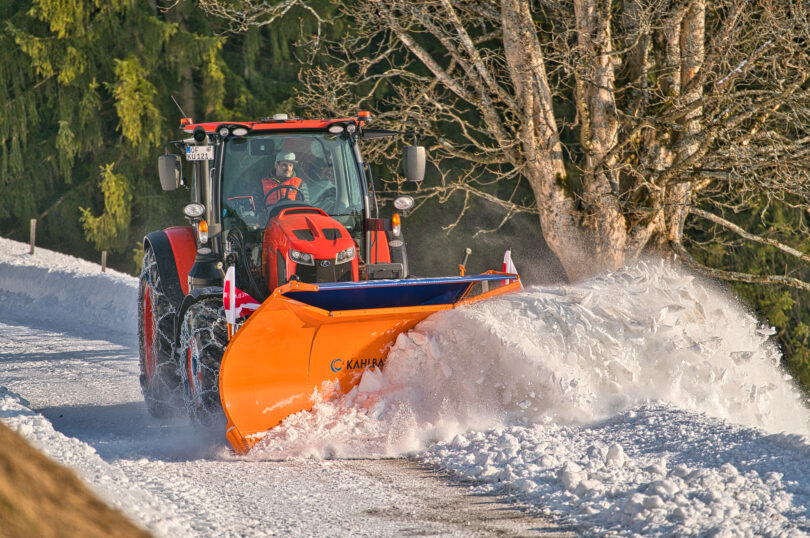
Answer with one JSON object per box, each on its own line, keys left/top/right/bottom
{"left": 275, "top": 151, "right": 297, "bottom": 164}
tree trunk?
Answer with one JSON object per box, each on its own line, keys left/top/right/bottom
{"left": 501, "top": 0, "right": 598, "bottom": 282}
{"left": 665, "top": 0, "right": 705, "bottom": 244}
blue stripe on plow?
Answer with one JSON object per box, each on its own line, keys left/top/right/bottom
{"left": 283, "top": 274, "right": 516, "bottom": 311}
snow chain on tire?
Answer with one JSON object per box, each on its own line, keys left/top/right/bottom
{"left": 138, "top": 248, "right": 183, "bottom": 417}
{"left": 179, "top": 297, "right": 227, "bottom": 426}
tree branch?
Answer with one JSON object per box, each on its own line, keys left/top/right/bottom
{"left": 671, "top": 240, "right": 810, "bottom": 292}
{"left": 687, "top": 206, "right": 810, "bottom": 263}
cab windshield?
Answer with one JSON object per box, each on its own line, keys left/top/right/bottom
{"left": 220, "top": 133, "right": 365, "bottom": 237}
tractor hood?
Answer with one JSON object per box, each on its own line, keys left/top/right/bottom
{"left": 266, "top": 206, "right": 355, "bottom": 259}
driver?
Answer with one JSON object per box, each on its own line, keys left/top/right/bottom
{"left": 262, "top": 152, "right": 309, "bottom": 205}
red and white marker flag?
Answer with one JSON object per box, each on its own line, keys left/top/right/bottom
{"left": 223, "top": 266, "right": 261, "bottom": 324}
{"left": 502, "top": 248, "right": 523, "bottom": 289}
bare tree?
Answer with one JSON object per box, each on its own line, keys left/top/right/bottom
{"left": 195, "top": 0, "right": 327, "bottom": 33}
{"left": 198, "top": 0, "right": 810, "bottom": 286}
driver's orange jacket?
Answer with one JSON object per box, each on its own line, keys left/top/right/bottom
{"left": 262, "top": 176, "right": 303, "bottom": 205}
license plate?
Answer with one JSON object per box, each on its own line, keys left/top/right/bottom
{"left": 186, "top": 145, "right": 214, "bottom": 161}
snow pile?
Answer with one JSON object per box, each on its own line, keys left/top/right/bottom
{"left": 253, "top": 260, "right": 810, "bottom": 456}
{"left": 423, "top": 404, "right": 810, "bottom": 536}
{"left": 250, "top": 260, "right": 810, "bottom": 536}
{"left": 0, "top": 237, "right": 137, "bottom": 335}
{"left": 375, "top": 259, "right": 809, "bottom": 436}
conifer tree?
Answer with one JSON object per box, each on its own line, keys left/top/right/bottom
{"left": 0, "top": 0, "right": 226, "bottom": 265}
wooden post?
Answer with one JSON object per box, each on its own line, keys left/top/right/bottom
{"left": 101, "top": 251, "right": 107, "bottom": 272}
{"left": 29, "top": 219, "right": 36, "bottom": 255}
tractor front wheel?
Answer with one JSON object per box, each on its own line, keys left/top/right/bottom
{"left": 138, "top": 248, "right": 183, "bottom": 417}
{"left": 178, "top": 297, "right": 227, "bottom": 425}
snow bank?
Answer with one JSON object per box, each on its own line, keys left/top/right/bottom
{"left": 248, "top": 260, "right": 810, "bottom": 536}
{"left": 423, "top": 403, "right": 810, "bottom": 536}
{"left": 0, "top": 237, "right": 137, "bottom": 335}
{"left": 0, "top": 386, "right": 192, "bottom": 536}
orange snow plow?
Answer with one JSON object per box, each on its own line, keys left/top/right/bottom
{"left": 220, "top": 273, "right": 520, "bottom": 454}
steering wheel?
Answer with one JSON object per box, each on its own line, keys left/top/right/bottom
{"left": 264, "top": 184, "right": 303, "bottom": 206}
{"left": 311, "top": 187, "right": 336, "bottom": 211}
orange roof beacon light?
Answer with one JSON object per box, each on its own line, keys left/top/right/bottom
{"left": 358, "top": 111, "right": 372, "bottom": 125}
{"left": 180, "top": 117, "right": 194, "bottom": 127}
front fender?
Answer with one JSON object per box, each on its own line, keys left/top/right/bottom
{"left": 143, "top": 226, "right": 196, "bottom": 309}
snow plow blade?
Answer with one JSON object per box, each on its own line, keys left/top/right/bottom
{"left": 220, "top": 273, "right": 520, "bottom": 454}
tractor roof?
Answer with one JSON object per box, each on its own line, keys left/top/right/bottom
{"left": 181, "top": 118, "right": 358, "bottom": 134}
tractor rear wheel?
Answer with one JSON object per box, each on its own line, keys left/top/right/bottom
{"left": 138, "top": 248, "right": 183, "bottom": 417}
{"left": 178, "top": 297, "right": 227, "bottom": 425}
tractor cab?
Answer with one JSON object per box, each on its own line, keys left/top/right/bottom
{"left": 219, "top": 129, "right": 367, "bottom": 295}
{"left": 159, "top": 114, "right": 425, "bottom": 299}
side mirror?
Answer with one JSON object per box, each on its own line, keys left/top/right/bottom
{"left": 158, "top": 154, "right": 182, "bottom": 191}
{"left": 403, "top": 146, "right": 425, "bottom": 182}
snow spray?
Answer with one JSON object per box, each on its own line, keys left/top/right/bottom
{"left": 248, "top": 260, "right": 810, "bottom": 459}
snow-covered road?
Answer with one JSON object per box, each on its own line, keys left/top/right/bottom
{"left": 1, "top": 236, "right": 810, "bottom": 536}
{"left": 0, "top": 320, "right": 559, "bottom": 536}
{"left": 0, "top": 238, "right": 562, "bottom": 536}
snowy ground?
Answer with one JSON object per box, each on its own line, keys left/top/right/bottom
{"left": 1, "top": 236, "right": 809, "bottom": 536}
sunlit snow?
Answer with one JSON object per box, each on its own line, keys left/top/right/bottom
{"left": 1, "top": 236, "right": 809, "bottom": 536}
{"left": 249, "top": 260, "right": 810, "bottom": 536}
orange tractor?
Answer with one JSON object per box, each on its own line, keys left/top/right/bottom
{"left": 138, "top": 113, "right": 520, "bottom": 453}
